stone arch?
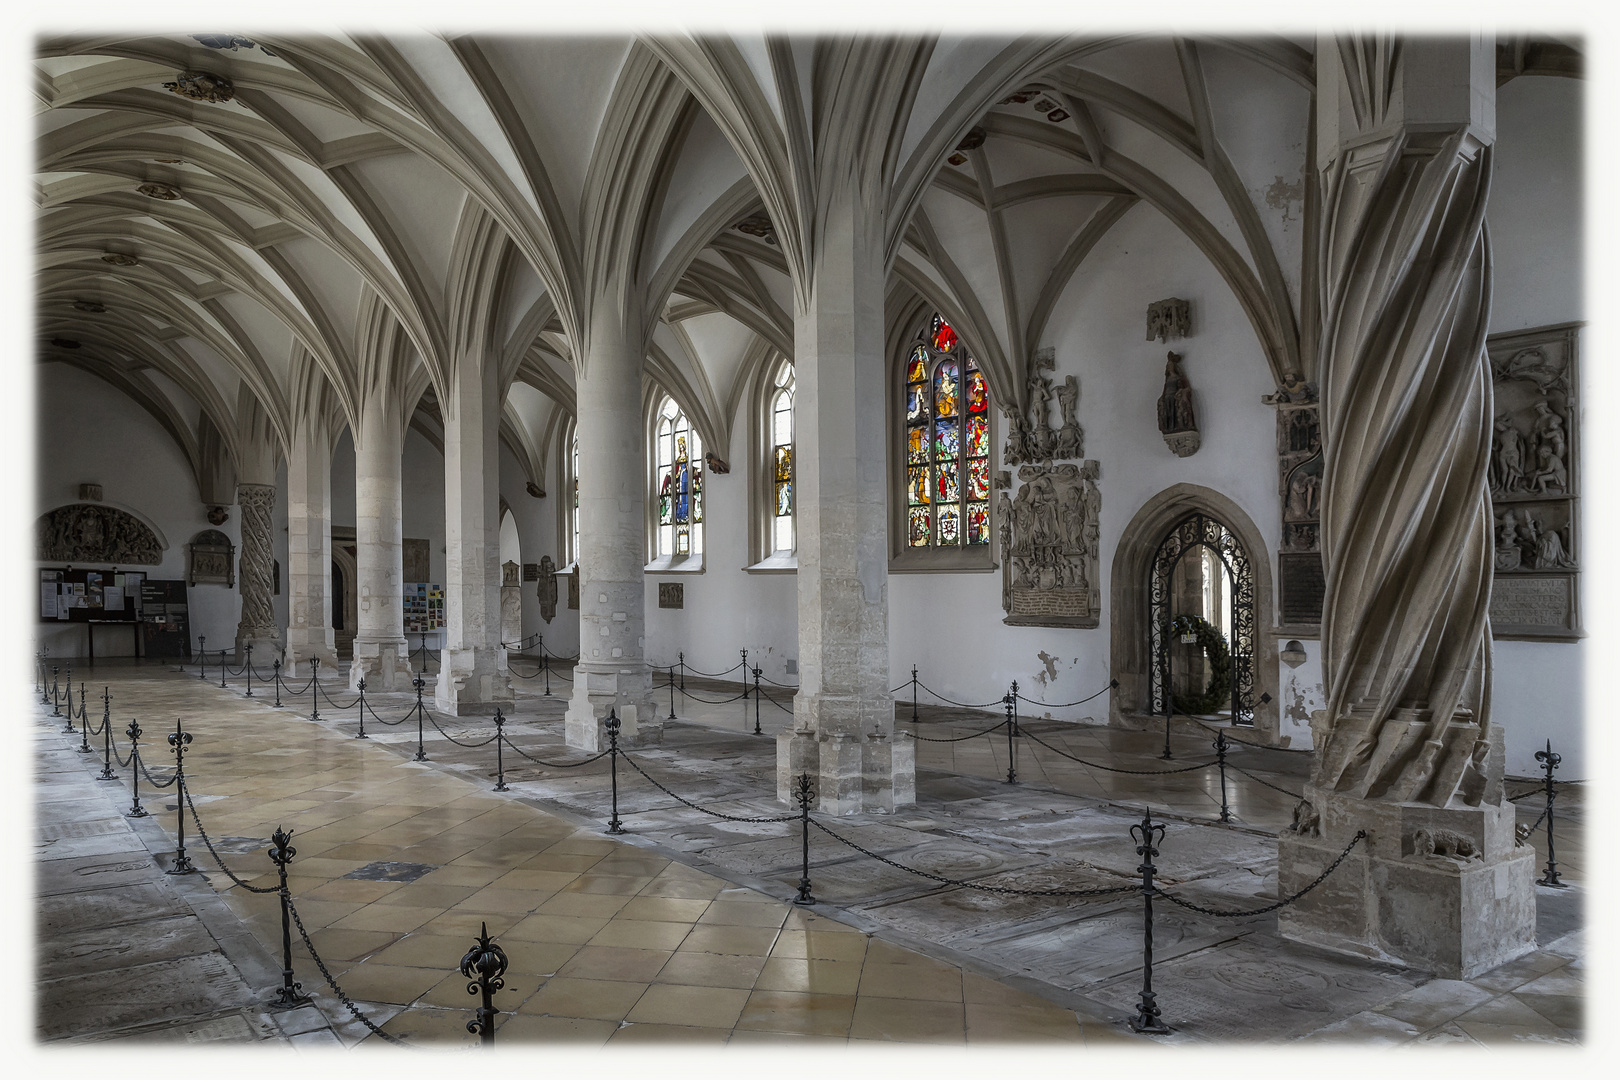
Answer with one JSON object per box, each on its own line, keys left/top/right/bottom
{"left": 1109, "top": 483, "right": 1280, "bottom": 742}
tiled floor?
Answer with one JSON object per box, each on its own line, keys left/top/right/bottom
{"left": 36, "top": 658, "right": 1584, "bottom": 1046}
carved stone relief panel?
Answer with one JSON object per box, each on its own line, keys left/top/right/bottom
{"left": 1000, "top": 459, "right": 1101, "bottom": 628}
{"left": 1146, "top": 298, "right": 1191, "bottom": 342}
{"left": 1268, "top": 379, "right": 1322, "bottom": 628}
{"left": 1486, "top": 323, "right": 1580, "bottom": 641}
{"left": 402, "top": 538, "right": 431, "bottom": 584}
{"left": 537, "top": 555, "right": 558, "bottom": 623}
{"left": 658, "top": 582, "right": 685, "bottom": 609}
{"left": 1002, "top": 347, "right": 1084, "bottom": 467}
{"left": 36, "top": 503, "right": 163, "bottom": 564}
{"left": 187, "top": 529, "right": 235, "bottom": 586}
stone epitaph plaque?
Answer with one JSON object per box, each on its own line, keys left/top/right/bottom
{"left": 1279, "top": 552, "right": 1325, "bottom": 626}
{"left": 658, "top": 582, "right": 684, "bottom": 609}
{"left": 402, "top": 538, "right": 431, "bottom": 584}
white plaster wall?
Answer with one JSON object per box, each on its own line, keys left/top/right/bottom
{"left": 34, "top": 363, "right": 240, "bottom": 658}
{"left": 1275, "top": 641, "right": 1323, "bottom": 750}
{"left": 331, "top": 428, "right": 356, "bottom": 527}
{"left": 400, "top": 428, "right": 446, "bottom": 587}
{"left": 1487, "top": 74, "right": 1585, "bottom": 777}
{"left": 890, "top": 203, "right": 1282, "bottom": 722}
{"left": 643, "top": 398, "right": 799, "bottom": 684}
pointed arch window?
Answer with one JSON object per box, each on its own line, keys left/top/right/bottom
{"left": 770, "top": 364, "right": 795, "bottom": 554}
{"left": 654, "top": 397, "right": 703, "bottom": 559}
{"left": 570, "top": 430, "right": 580, "bottom": 564}
{"left": 904, "top": 314, "right": 992, "bottom": 549}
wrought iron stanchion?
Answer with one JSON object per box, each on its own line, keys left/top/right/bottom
{"left": 272, "top": 658, "right": 283, "bottom": 707}
{"left": 125, "top": 719, "right": 148, "bottom": 818}
{"left": 605, "top": 711, "right": 625, "bottom": 834}
{"left": 1535, "top": 740, "right": 1566, "bottom": 888}
{"left": 241, "top": 644, "right": 252, "bottom": 696}
{"left": 67, "top": 683, "right": 85, "bottom": 735}
{"left": 752, "top": 666, "right": 764, "bottom": 735}
{"left": 793, "top": 772, "right": 817, "bottom": 906}
{"left": 354, "top": 679, "right": 369, "bottom": 739}
{"left": 541, "top": 634, "right": 551, "bottom": 696}
{"left": 412, "top": 676, "right": 428, "bottom": 761}
{"left": 911, "top": 665, "right": 919, "bottom": 722}
{"left": 492, "top": 709, "right": 508, "bottom": 791}
{"left": 1214, "top": 730, "right": 1232, "bottom": 823}
{"left": 166, "top": 720, "right": 196, "bottom": 874}
{"left": 51, "top": 665, "right": 62, "bottom": 717}
{"left": 679, "top": 651, "right": 685, "bottom": 692}
{"left": 267, "top": 826, "right": 313, "bottom": 1008}
{"left": 667, "top": 664, "right": 678, "bottom": 721}
{"left": 309, "top": 656, "right": 321, "bottom": 722}
{"left": 419, "top": 631, "right": 429, "bottom": 675}
{"left": 97, "top": 694, "right": 118, "bottom": 780}
{"left": 1003, "top": 687, "right": 1017, "bottom": 785}
{"left": 1161, "top": 620, "right": 1174, "bottom": 760}
{"left": 198, "top": 636, "right": 208, "bottom": 680}
{"left": 461, "top": 922, "right": 509, "bottom": 1046}
{"left": 78, "top": 687, "right": 101, "bottom": 753}
{"left": 219, "top": 649, "right": 229, "bottom": 689}
{"left": 1129, "top": 808, "right": 1170, "bottom": 1035}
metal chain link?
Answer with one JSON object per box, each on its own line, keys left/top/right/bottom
{"left": 675, "top": 685, "right": 751, "bottom": 705}
{"left": 1020, "top": 729, "right": 1218, "bottom": 775}
{"left": 112, "top": 743, "right": 133, "bottom": 769}
{"left": 677, "top": 660, "right": 745, "bottom": 679}
{"left": 620, "top": 753, "right": 798, "bottom": 823}
{"left": 905, "top": 719, "right": 1009, "bottom": 743}
{"left": 1507, "top": 787, "right": 1544, "bottom": 803}
{"left": 808, "top": 819, "right": 1137, "bottom": 897}
{"left": 286, "top": 896, "right": 435, "bottom": 1050}
{"left": 1228, "top": 763, "right": 1305, "bottom": 800}
{"left": 499, "top": 736, "right": 612, "bottom": 769}
{"left": 137, "top": 753, "right": 181, "bottom": 789}
{"left": 364, "top": 697, "right": 417, "bottom": 727}
{"left": 1014, "top": 680, "right": 1115, "bottom": 709}
{"left": 1175, "top": 714, "right": 1315, "bottom": 753}
{"left": 180, "top": 780, "right": 280, "bottom": 894}
{"left": 423, "top": 711, "right": 501, "bottom": 749}
{"left": 1155, "top": 830, "right": 1367, "bottom": 918}
{"left": 1519, "top": 807, "right": 1549, "bottom": 837}
{"left": 915, "top": 682, "right": 1008, "bottom": 710}
{"left": 317, "top": 680, "right": 362, "bottom": 711}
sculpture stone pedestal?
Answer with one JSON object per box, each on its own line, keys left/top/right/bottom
{"left": 565, "top": 665, "right": 661, "bottom": 751}
{"left": 1278, "top": 721, "right": 1537, "bottom": 979}
{"left": 776, "top": 729, "right": 915, "bottom": 815}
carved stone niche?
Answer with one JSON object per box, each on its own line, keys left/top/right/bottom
{"left": 999, "top": 460, "right": 1101, "bottom": 628}
{"left": 1486, "top": 323, "right": 1581, "bottom": 641}
{"left": 187, "top": 529, "right": 235, "bottom": 586}
{"left": 1146, "top": 298, "right": 1191, "bottom": 343}
{"left": 37, "top": 503, "right": 164, "bottom": 565}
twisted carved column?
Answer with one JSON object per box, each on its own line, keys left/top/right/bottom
{"left": 235, "top": 482, "right": 279, "bottom": 656}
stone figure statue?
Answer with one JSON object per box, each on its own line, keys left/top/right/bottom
{"left": 1054, "top": 375, "right": 1083, "bottom": 459}
{"left": 1001, "top": 404, "right": 1029, "bottom": 465}
{"left": 1285, "top": 461, "right": 1321, "bottom": 522}
{"left": 537, "top": 554, "right": 558, "bottom": 622}
{"left": 1490, "top": 414, "right": 1525, "bottom": 493}
{"left": 1494, "top": 510, "right": 1521, "bottom": 571}
{"left": 1157, "top": 352, "right": 1196, "bottom": 434}
{"left": 1026, "top": 375, "right": 1055, "bottom": 460}
{"left": 1529, "top": 402, "right": 1568, "bottom": 493}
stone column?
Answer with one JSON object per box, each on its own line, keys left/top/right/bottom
{"left": 349, "top": 388, "right": 412, "bottom": 691}
{"left": 1277, "top": 34, "right": 1534, "bottom": 979}
{"left": 233, "top": 482, "right": 281, "bottom": 660}
{"left": 775, "top": 184, "right": 913, "bottom": 815}
{"left": 435, "top": 352, "right": 513, "bottom": 715}
{"left": 284, "top": 412, "right": 337, "bottom": 675}
{"left": 564, "top": 310, "right": 659, "bottom": 750}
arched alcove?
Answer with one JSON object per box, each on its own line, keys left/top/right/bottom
{"left": 1110, "top": 484, "right": 1280, "bottom": 741}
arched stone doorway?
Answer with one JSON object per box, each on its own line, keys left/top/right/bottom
{"left": 1110, "top": 484, "right": 1280, "bottom": 741}
{"left": 331, "top": 530, "right": 358, "bottom": 661}
{"left": 1148, "top": 512, "right": 1254, "bottom": 723}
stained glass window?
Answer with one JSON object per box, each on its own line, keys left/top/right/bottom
{"left": 570, "top": 431, "right": 580, "bottom": 564}
{"left": 771, "top": 363, "right": 795, "bottom": 553}
{"left": 654, "top": 398, "right": 703, "bottom": 558}
{"left": 904, "top": 316, "right": 991, "bottom": 548}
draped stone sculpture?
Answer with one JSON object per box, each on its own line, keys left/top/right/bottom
{"left": 537, "top": 554, "right": 558, "bottom": 623}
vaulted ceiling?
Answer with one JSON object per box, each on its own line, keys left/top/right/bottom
{"left": 35, "top": 32, "right": 1579, "bottom": 499}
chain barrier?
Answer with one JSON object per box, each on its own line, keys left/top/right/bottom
{"left": 760, "top": 690, "right": 795, "bottom": 714}
{"left": 755, "top": 672, "right": 800, "bottom": 689}
{"left": 1154, "top": 830, "right": 1367, "bottom": 918}
{"left": 1013, "top": 679, "right": 1116, "bottom": 710}
{"left": 179, "top": 781, "right": 281, "bottom": 894}
{"left": 285, "top": 897, "right": 427, "bottom": 1049}
{"left": 1520, "top": 807, "right": 1550, "bottom": 838}
{"left": 1018, "top": 729, "right": 1218, "bottom": 775}
{"left": 1227, "top": 764, "right": 1305, "bottom": 800}
{"left": 1174, "top": 714, "right": 1315, "bottom": 754}
{"left": 112, "top": 742, "right": 133, "bottom": 769}
{"left": 675, "top": 685, "right": 751, "bottom": 705}
{"left": 807, "top": 819, "right": 1137, "bottom": 898}
{"left": 675, "top": 660, "right": 745, "bottom": 679}
{"left": 618, "top": 752, "right": 799, "bottom": 823}
{"left": 316, "top": 679, "right": 362, "bottom": 711}
{"left": 905, "top": 718, "right": 1010, "bottom": 743}
{"left": 137, "top": 755, "right": 181, "bottom": 789}
{"left": 915, "top": 681, "right": 1009, "bottom": 710}
{"left": 424, "top": 711, "right": 501, "bottom": 749}
{"left": 363, "top": 697, "right": 418, "bottom": 728}
{"left": 499, "top": 738, "right": 612, "bottom": 769}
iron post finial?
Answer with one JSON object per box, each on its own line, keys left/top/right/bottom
{"left": 311, "top": 656, "right": 319, "bottom": 670}
{"left": 358, "top": 678, "right": 366, "bottom": 692}
{"left": 126, "top": 718, "right": 142, "bottom": 742}
{"left": 461, "top": 921, "right": 509, "bottom": 1044}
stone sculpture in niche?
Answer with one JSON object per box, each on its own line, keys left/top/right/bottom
{"left": 1485, "top": 324, "right": 1580, "bottom": 641}
{"left": 1271, "top": 379, "right": 1322, "bottom": 622}
{"left": 36, "top": 503, "right": 163, "bottom": 564}
{"left": 1145, "top": 298, "right": 1191, "bottom": 342}
{"left": 1001, "top": 347, "right": 1084, "bottom": 468}
{"left": 187, "top": 529, "right": 235, "bottom": 586}
{"left": 1000, "top": 459, "right": 1101, "bottom": 628}
{"left": 502, "top": 560, "right": 520, "bottom": 588}
{"left": 537, "top": 555, "right": 558, "bottom": 623}
{"left": 1156, "top": 351, "right": 1200, "bottom": 457}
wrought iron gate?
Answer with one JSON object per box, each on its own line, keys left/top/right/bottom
{"left": 1149, "top": 512, "right": 1255, "bottom": 725}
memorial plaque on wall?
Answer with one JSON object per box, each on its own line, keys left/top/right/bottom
{"left": 1486, "top": 323, "right": 1581, "bottom": 641}
{"left": 658, "top": 582, "right": 684, "bottom": 609}
{"left": 1279, "top": 552, "right": 1325, "bottom": 626}
{"left": 402, "top": 538, "right": 431, "bottom": 584}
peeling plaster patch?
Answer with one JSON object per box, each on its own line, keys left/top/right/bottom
{"left": 1285, "top": 683, "right": 1311, "bottom": 727}
{"left": 1264, "top": 174, "right": 1305, "bottom": 222}
{"left": 1035, "top": 650, "right": 1061, "bottom": 685}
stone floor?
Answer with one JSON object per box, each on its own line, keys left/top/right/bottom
{"left": 34, "top": 657, "right": 1584, "bottom": 1047}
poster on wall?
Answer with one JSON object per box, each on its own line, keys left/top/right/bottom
{"left": 403, "top": 583, "right": 445, "bottom": 632}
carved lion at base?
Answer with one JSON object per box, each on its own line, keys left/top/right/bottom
{"left": 1412, "top": 827, "right": 1481, "bottom": 862}
{"left": 1290, "top": 800, "right": 1321, "bottom": 838}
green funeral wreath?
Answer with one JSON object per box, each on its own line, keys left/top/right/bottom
{"left": 1170, "top": 614, "right": 1232, "bottom": 716}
